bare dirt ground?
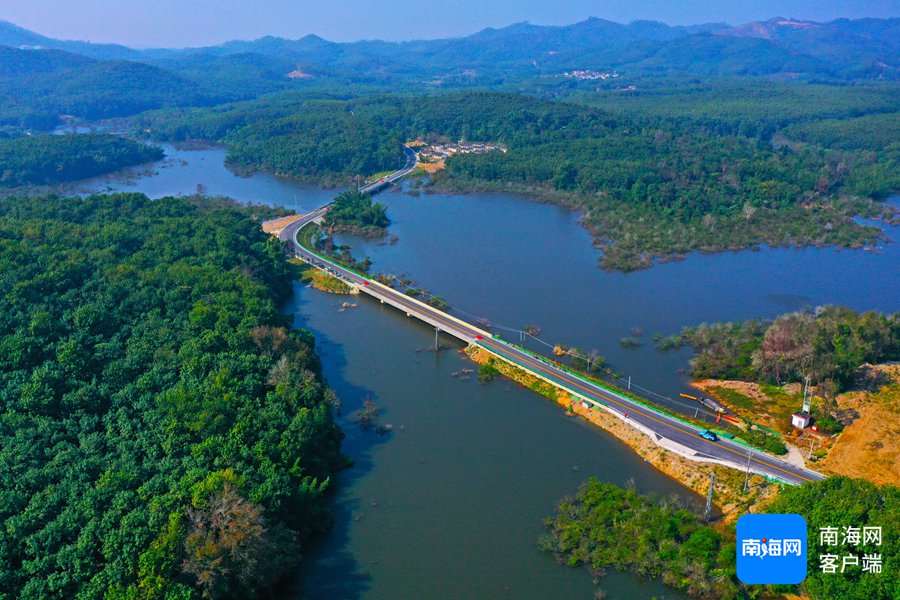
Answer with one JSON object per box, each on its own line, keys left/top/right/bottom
{"left": 416, "top": 161, "right": 445, "bottom": 173}
{"left": 695, "top": 364, "right": 900, "bottom": 486}
{"left": 816, "top": 364, "right": 900, "bottom": 485}
{"left": 261, "top": 215, "right": 302, "bottom": 235}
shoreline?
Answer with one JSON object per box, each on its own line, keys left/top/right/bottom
{"left": 465, "top": 346, "right": 780, "bottom": 520}
{"left": 420, "top": 173, "right": 898, "bottom": 272}
{"left": 101, "top": 135, "right": 898, "bottom": 273}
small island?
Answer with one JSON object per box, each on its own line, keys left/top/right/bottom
{"left": 323, "top": 190, "right": 390, "bottom": 236}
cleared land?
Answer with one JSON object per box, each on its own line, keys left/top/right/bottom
{"left": 261, "top": 214, "right": 302, "bottom": 235}
{"left": 695, "top": 364, "right": 900, "bottom": 485}
{"left": 816, "top": 365, "right": 900, "bottom": 485}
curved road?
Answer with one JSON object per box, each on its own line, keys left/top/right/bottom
{"left": 358, "top": 145, "right": 418, "bottom": 194}
{"left": 279, "top": 158, "right": 824, "bottom": 488}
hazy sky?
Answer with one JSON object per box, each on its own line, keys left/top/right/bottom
{"left": 1, "top": 0, "right": 896, "bottom": 47}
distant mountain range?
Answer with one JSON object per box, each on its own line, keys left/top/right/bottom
{"left": 2, "top": 16, "right": 897, "bottom": 80}
{"left": 0, "top": 19, "right": 144, "bottom": 60}
{"left": 0, "top": 16, "right": 897, "bottom": 131}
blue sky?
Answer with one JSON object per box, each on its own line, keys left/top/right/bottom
{"left": 0, "top": 0, "right": 895, "bottom": 47}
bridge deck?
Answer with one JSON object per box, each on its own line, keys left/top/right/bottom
{"left": 296, "top": 252, "right": 475, "bottom": 343}
{"left": 276, "top": 145, "right": 824, "bottom": 488}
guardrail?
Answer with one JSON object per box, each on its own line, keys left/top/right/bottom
{"left": 481, "top": 335, "right": 814, "bottom": 473}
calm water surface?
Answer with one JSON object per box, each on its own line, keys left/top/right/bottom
{"left": 71, "top": 143, "right": 336, "bottom": 210}
{"left": 332, "top": 190, "right": 899, "bottom": 401}
{"left": 78, "top": 146, "right": 899, "bottom": 599}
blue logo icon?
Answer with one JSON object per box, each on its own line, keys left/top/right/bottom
{"left": 737, "top": 514, "right": 807, "bottom": 584}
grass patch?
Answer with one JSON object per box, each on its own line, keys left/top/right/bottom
{"left": 759, "top": 383, "right": 795, "bottom": 402}
{"left": 734, "top": 428, "right": 788, "bottom": 455}
{"left": 759, "top": 384, "right": 804, "bottom": 424}
{"left": 297, "top": 221, "right": 322, "bottom": 250}
{"left": 365, "top": 169, "right": 397, "bottom": 182}
{"left": 478, "top": 359, "right": 500, "bottom": 382}
{"left": 708, "top": 386, "right": 755, "bottom": 411}
{"left": 619, "top": 336, "right": 642, "bottom": 349}
{"left": 300, "top": 267, "right": 353, "bottom": 294}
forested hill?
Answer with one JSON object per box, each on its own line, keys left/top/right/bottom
{"left": 0, "top": 46, "right": 216, "bottom": 132}
{"left": 0, "top": 16, "right": 897, "bottom": 134}
{"left": 3, "top": 16, "right": 897, "bottom": 83}
{"left": 0, "top": 194, "right": 344, "bottom": 597}
{"left": 0, "top": 19, "right": 143, "bottom": 60}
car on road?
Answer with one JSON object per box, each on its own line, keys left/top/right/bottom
{"left": 700, "top": 429, "right": 718, "bottom": 442}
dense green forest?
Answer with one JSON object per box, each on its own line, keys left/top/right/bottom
{"left": 571, "top": 81, "right": 899, "bottom": 139}
{"left": 139, "top": 95, "right": 407, "bottom": 184}
{"left": 0, "top": 133, "right": 163, "bottom": 188}
{"left": 782, "top": 113, "right": 900, "bottom": 152}
{"left": 543, "top": 476, "right": 898, "bottom": 599}
{"left": 141, "top": 89, "right": 898, "bottom": 270}
{"left": 324, "top": 190, "right": 390, "bottom": 233}
{"left": 767, "top": 477, "right": 898, "bottom": 600}
{"left": 0, "top": 47, "right": 217, "bottom": 133}
{"left": 658, "top": 307, "right": 899, "bottom": 394}
{"left": 0, "top": 194, "right": 344, "bottom": 597}
{"left": 541, "top": 478, "right": 739, "bottom": 599}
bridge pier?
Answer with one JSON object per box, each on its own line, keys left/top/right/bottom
{"left": 434, "top": 326, "right": 440, "bottom": 351}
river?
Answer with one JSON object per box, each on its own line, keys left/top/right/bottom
{"left": 74, "top": 144, "right": 899, "bottom": 599}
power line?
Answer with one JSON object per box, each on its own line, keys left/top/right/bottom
{"left": 383, "top": 279, "right": 718, "bottom": 420}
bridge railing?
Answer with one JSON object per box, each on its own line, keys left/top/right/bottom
{"left": 479, "top": 334, "right": 823, "bottom": 478}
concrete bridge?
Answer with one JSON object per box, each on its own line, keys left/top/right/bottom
{"left": 358, "top": 145, "right": 418, "bottom": 195}
{"left": 275, "top": 149, "right": 825, "bottom": 488}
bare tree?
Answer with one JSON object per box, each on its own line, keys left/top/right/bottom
{"left": 742, "top": 203, "right": 757, "bottom": 223}
{"left": 183, "top": 483, "right": 296, "bottom": 598}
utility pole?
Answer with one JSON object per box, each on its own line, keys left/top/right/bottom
{"left": 743, "top": 449, "right": 753, "bottom": 493}
{"left": 802, "top": 375, "right": 813, "bottom": 413}
{"left": 704, "top": 472, "right": 716, "bottom": 522}
{"left": 808, "top": 436, "right": 817, "bottom": 459}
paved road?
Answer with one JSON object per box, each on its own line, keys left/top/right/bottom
{"left": 281, "top": 207, "right": 825, "bottom": 487}
{"left": 358, "top": 145, "right": 418, "bottom": 194}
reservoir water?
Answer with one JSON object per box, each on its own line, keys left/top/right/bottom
{"left": 76, "top": 145, "right": 899, "bottom": 599}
